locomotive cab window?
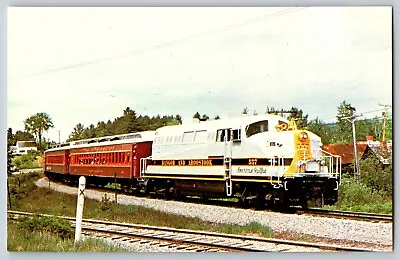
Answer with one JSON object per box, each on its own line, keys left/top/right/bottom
{"left": 232, "top": 129, "right": 241, "bottom": 142}
{"left": 246, "top": 120, "right": 269, "bottom": 137}
{"left": 216, "top": 129, "right": 232, "bottom": 142}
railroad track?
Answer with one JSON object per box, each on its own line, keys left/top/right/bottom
{"left": 296, "top": 208, "right": 393, "bottom": 222}
{"left": 40, "top": 178, "right": 392, "bottom": 224}
{"left": 8, "top": 210, "right": 374, "bottom": 252}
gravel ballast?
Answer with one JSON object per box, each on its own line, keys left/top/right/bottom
{"left": 35, "top": 178, "right": 392, "bottom": 246}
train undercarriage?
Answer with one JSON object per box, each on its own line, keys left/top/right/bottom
{"left": 145, "top": 177, "right": 338, "bottom": 208}
{"left": 45, "top": 171, "right": 338, "bottom": 209}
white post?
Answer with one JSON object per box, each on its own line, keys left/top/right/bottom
{"left": 74, "top": 176, "right": 86, "bottom": 244}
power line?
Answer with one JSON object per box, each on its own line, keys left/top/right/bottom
{"left": 316, "top": 108, "right": 390, "bottom": 122}
{"left": 9, "top": 7, "right": 307, "bottom": 80}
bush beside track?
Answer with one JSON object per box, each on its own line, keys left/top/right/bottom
{"left": 323, "top": 175, "right": 392, "bottom": 214}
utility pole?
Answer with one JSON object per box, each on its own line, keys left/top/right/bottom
{"left": 379, "top": 104, "right": 392, "bottom": 142}
{"left": 58, "top": 130, "right": 61, "bottom": 144}
{"left": 342, "top": 113, "right": 362, "bottom": 182}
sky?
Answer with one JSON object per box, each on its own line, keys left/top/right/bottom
{"left": 7, "top": 6, "right": 393, "bottom": 143}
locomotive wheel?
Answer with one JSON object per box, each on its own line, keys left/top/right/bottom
{"left": 300, "top": 198, "right": 309, "bottom": 209}
{"left": 163, "top": 182, "right": 173, "bottom": 200}
{"left": 144, "top": 179, "right": 153, "bottom": 197}
{"left": 121, "top": 185, "right": 131, "bottom": 194}
{"left": 173, "top": 189, "right": 184, "bottom": 201}
{"left": 238, "top": 197, "right": 250, "bottom": 208}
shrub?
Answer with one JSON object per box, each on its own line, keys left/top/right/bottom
{"left": 98, "top": 194, "right": 115, "bottom": 211}
{"left": 17, "top": 215, "right": 73, "bottom": 239}
{"left": 8, "top": 172, "right": 42, "bottom": 208}
{"left": 8, "top": 221, "right": 127, "bottom": 252}
{"left": 338, "top": 177, "right": 386, "bottom": 206}
{"left": 359, "top": 157, "right": 392, "bottom": 197}
{"left": 335, "top": 176, "right": 392, "bottom": 213}
{"left": 12, "top": 152, "right": 40, "bottom": 169}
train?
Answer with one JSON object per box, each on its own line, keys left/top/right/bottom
{"left": 44, "top": 114, "right": 342, "bottom": 208}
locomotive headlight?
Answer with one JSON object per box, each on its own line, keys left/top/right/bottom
{"left": 300, "top": 132, "right": 308, "bottom": 140}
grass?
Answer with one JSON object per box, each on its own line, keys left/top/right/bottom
{"left": 8, "top": 220, "right": 127, "bottom": 252}
{"left": 218, "top": 222, "right": 274, "bottom": 237}
{"left": 323, "top": 201, "right": 392, "bottom": 214}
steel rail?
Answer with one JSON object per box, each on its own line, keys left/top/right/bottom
{"left": 8, "top": 210, "right": 374, "bottom": 252}
{"left": 296, "top": 208, "right": 392, "bottom": 222}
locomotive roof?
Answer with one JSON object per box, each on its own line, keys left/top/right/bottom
{"left": 155, "top": 114, "right": 289, "bottom": 135}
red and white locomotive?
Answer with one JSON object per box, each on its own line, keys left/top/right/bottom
{"left": 44, "top": 114, "right": 342, "bottom": 207}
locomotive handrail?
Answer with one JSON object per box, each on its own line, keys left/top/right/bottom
{"left": 274, "top": 148, "right": 341, "bottom": 179}
{"left": 269, "top": 157, "right": 280, "bottom": 188}
{"left": 269, "top": 156, "right": 286, "bottom": 188}
{"left": 320, "top": 149, "right": 342, "bottom": 185}
{"left": 140, "top": 156, "right": 152, "bottom": 178}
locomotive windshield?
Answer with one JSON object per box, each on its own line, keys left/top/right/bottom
{"left": 245, "top": 120, "right": 269, "bottom": 137}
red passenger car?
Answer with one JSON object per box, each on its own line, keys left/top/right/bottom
{"left": 44, "top": 131, "right": 154, "bottom": 188}
{"left": 44, "top": 146, "right": 70, "bottom": 175}
{"left": 69, "top": 141, "right": 152, "bottom": 180}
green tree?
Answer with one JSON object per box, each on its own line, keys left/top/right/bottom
{"left": 165, "top": 118, "right": 181, "bottom": 126}
{"left": 306, "top": 118, "right": 335, "bottom": 144}
{"left": 374, "top": 112, "right": 392, "bottom": 142}
{"left": 193, "top": 112, "right": 201, "bottom": 119}
{"left": 96, "top": 121, "right": 108, "bottom": 137}
{"left": 242, "top": 107, "right": 249, "bottom": 115}
{"left": 120, "top": 107, "right": 138, "bottom": 133}
{"left": 265, "top": 106, "right": 277, "bottom": 114}
{"left": 7, "top": 128, "right": 15, "bottom": 146}
{"left": 287, "top": 107, "right": 308, "bottom": 129}
{"left": 175, "top": 114, "right": 182, "bottom": 124}
{"left": 7, "top": 145, "right": 15, "bottom": 176}
{"left": 105, "top": 120, "right": 116, "bottom": 135}
{"left": 82, "top": 124, "right": 96, "bottom": 139}
{"left": 359, "top": 157, "right": 392, "bottom": 197}
{"left": 354, "top": 117, "right": 380, "bottom": 142}
{"left": 201, "top": 114, "right": 210, "bottom": 121}
{"left": 336, "top": 100, "right": 356, "bottom": 143}
{"left": 67, "top": 123, "right": 85, "bottom": 141}
{"left": 13, "top": 130, "right": 35, "bottom": 142}
{"left": 265, "top": 106, "right": 285, "bottom": 116}
{"left": 265, "top": 106, "right": 308, "bottom": 128}
{"left": 384, "top": 116, "right": 392, "bottom": 141}
{"left": 24, "top": 112, "right": 54, "bottom": 150}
